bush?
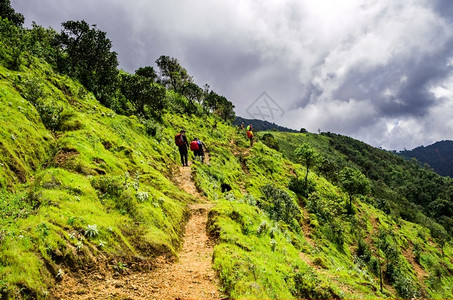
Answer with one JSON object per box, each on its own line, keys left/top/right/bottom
{"left": 259, "top": 184, "right": 302, "bottom": 229}
{"left": 37, "top": 102, "right": 64, "bottom": 131}
{"left": 357, "top": 239, "right": 371, "bottom": 262}
{"left": 261, "top": 133, "right": 279, "bottom": 151}
{"left": 288, "top": 177, "right": 315, "bottom": 197}
{"left": 293, "top": 267, "right": 340, "bottom": 299}
{"left": 322, "top": 219, "right": 345, "bottom": 247}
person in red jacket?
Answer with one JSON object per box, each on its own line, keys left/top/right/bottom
{"left": 190, "top": 137, "right": 208, "bottom": 163}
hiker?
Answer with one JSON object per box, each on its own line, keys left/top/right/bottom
{"left": 246, "top": 124, "right": 252, "bottom": 131}
{"left": 175, "top": 129, "right": 189, "bottom": 166}
{"left": 190, "top": 137, "right": 208, "bottom": 163}
{"left": 247, "top": 129, "right": 254, "bottom": 147}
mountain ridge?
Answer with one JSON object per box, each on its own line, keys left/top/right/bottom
{"left": 398, "top": 140, "right": 453, "bottom": 177}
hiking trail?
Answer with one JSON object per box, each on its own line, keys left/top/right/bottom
{"left": 52, "top": 154, "right": 223, "bottom": 299}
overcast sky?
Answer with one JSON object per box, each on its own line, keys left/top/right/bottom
{"left": 11, "top": 0, "right": 453, "bottom": 150}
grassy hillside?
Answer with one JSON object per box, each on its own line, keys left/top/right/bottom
{"left": 0, "top": 57, "right": 198, "bottom": 298}
{"left": 1, "top": 14, "right": 453, "bottom": 300}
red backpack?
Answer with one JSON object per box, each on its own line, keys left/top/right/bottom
{"left": 175, "top": 133, "right": 185, "bottom": 146}
{"left": 190, "top": 140, "right": 199, "bottom": 151}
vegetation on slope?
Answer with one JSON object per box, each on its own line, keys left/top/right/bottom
{"left": 1, "top": 3, "right": 453, "bottom": 299}
{"left": 398, "top": 140, "right": 453, "bottom": 177}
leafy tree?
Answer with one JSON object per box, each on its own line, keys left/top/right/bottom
{"left": 216, "top": 96, "right": 235, "bottom": 123}
{"left": 56, "top": 20, "right": 119, "bottom": 105}
{"left": 202, "top": 90, "right": 235, "bottom": 122}
{"left": 0, "top": 0, "right": 24, "bottom": 26}
{"left": 155, "top": 55, "right": 192, "bottom": 93}
{"left": 182, "top": 82, "right": 203, "bottom": 103}
{"left": 294, "top": 143, "right": 322, "bottom": 185}
{"left": 0, "top": 17, "right": 24, "bottom": 70}
{"left": 119, "top": 73, "right": 166, "bottom": 118}
{"left": 339, "top": 167, "right": 370, "bottom": 212}
{"left": 27, "top": 22, "right": 59, "bottom": 66}
{"left": 203, "top": 90, "right": 220, "bottom": 112}
{"left": 135, "top": 66, "right": 157, "bottom": 81}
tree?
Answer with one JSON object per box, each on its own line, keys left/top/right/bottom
{"left": 339, "top": 167, "right": 370, "bottom": 212}
{"left": 119, "top": 73, "right": 166, "bottom": 119}
{"left": 203, "top": 90, "right": 219, "bottom": 112}
{"left": 135, "top": 66, "right": 157, "bottom": 81}
{"left": 182, "top": 82, "right": 203, "bottom": 103}
{"left": 216, "top": 96, "right": 236, "bottom": 123}
{"left": 56, "top": 20, "right": 119, "bottom": 105}
{"left": 294, "top": 143, "right": 322, "bottom": 185}
{"left": 0, "top": 0, "right": 24, "bottom": 26}
{"left": 261, "top": 133, "right": 279, "bottom": 151}
{"left": 155, "top": 55, "right": 192, "bottom": 93}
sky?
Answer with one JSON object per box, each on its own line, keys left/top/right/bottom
{"left": 10, "top": 0, "right": 453, "bottom": 150}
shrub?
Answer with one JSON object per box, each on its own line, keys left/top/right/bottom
{"left": 16, "top": 76, "right": 45, "bottom": 104}
{"left": 288, "top": 177, "right": 315, "bottom": 197}
{"left": 261, "top": 133, "right": 279, "bottom": 151}
{"left": 35, "top": 101, "right": 64, "bottom": 131}
{"left": 259, "top": 184, "right": 302, "bottom": 229}
{"left": 322, "top": 219, "right": 345, "bottom": 247}
{"left": 293, "top": 266, "right": 340, "bottom": 299}
{"left": 357, "top": 239, "right": 371, "bottom": 262}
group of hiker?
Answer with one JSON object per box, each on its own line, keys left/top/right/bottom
{"left": 175, "top": 122, "right": 254, "bottom": 167}
{"left": 175, "top": 129, "right": 207, "bottom": 167}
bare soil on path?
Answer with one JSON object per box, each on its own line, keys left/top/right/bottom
{"left": 52, "top": 158, "right": 223, "bottom": 299}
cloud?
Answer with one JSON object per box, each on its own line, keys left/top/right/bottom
{"left": 10, "top": 0, "right": 453, "bottom": 150}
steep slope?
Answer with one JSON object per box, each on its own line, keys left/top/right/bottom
{"left": 1, "top": 55, "right": 453, "bottom": 299}
{"left": 0, "top": 59, "right": 195, "bottom": 298}
{"left": 1, "top": 23, "right": 453, "bottom": 300}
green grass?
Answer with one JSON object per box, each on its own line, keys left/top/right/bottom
{"left": 0, "top": 58, "right": 193, "bottom": 298}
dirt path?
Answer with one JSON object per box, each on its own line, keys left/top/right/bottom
{"left": 52, "top": 157, "right": 223, "bottom": 299}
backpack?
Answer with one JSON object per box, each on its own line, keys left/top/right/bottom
{"left": 247, "top": 130, "right": 253, "bottom": 138}
{"left": 175, "top": 133, "right": 185, "bottom": 146}
{"left": 190, "top": 140, "right": 199, "bottom": 151}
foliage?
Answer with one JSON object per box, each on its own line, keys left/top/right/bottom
{"left": 155, "top": 55, "right": 192, "bottom": 93}
{"left": 56, "top": 20, "right": 119, "bottom": 105}
{"left": 339, "top": 167, "right": 370, "bottom": 211}
{"left": 261, "top": 132, "right": 279, "bottom": 151}
{"left": 135, "top": 66, "right": 157, "bottom": 81}
{"left": 119, "top": 72, "right": 167, "bottom": 118}
{"left": 204, "top": 90, "right": 235, "bottom": 122}
{"left": 0, "top": 18, "right": 25, "bottom": 70}
{"left": 0, "top": 0, "right": 24, "bottom": 26}
{"left": 294, "top": 143, "right": 322, "bottom": 184}
{"left": 259, "top": 184, "right": 301, "bottom": 229}
{"left": 398, "top": 140, "right": 453, "bottom": 177}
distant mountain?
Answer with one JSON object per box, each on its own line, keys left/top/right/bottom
{"left": 398, "top": 140, "right": 453, "bottom": 177}
{"left": 234, "top": 116, "right": 298, "bottom": 132}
